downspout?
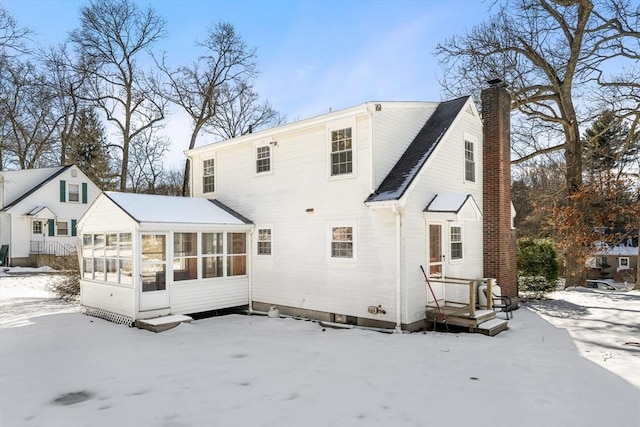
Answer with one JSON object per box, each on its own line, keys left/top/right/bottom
{"left": 248, "top": 228, "right": 254, "bottom": 314}
{"left": 391, "top": 204, "right": 402, "bottom": 332}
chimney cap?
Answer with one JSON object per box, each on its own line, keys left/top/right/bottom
{"left": 486, "top": 78, "right": 508, "bottom": 87}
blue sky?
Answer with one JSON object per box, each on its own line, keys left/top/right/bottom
{"left": 5, "top": 0, "right": 492, "bottom": 165}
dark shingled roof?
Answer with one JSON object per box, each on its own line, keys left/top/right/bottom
{"left": 365, "top": 96, "right": 470, "bottom": 203}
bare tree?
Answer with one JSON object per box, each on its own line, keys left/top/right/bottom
{"left": 436, "top": 0, "right": 639, "bottom": 286}
{"left": 159, "top": 22, "right": 280, "bottom": 196}
{"left": 69, "top": 0, "right": 168, "bottom": 191}
{"left": 126, "top": 127, "right": 170, "bottom": 194}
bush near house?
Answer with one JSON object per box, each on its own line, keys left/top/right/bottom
{"left": 47, "top": 253, "right": 80, "bottom": 301}
{"left": 517, "top": 238, "right": 559, "bottom": 299}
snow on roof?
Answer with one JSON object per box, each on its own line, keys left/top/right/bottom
{"left": 105, "top": 192, "right": 252, "bottom": 225}
{"left": 595, "top": 245, "right": 639, "bottom": 256}
{"left": 425, "top": 193, "right": 470, "bottom": 213}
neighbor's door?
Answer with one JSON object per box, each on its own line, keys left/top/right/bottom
{"left": 139, "top": 233, "right": 170, "bottom": 311}
{"left": 30, "top": 219, "right": 45, "bottom": 253}
{"left": 427, "top": 223, "right": 446, "bottom": 302}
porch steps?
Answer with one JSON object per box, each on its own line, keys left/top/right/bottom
{"left": 475, "top": 318, "right": 509, "bottom": 336}
{"left": 136, "top": 314, "right": 193, "bottom": 333}
{"left": 426, "top": 306, "right": 509, "bottom": 336}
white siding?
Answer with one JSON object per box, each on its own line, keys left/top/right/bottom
{"left": 401, "top": 99, "right": 484, "bottom": 325}
{"left": 170, "top": 278, "right": 249, "bottom": 314}
{"left": 82, "top": 281, "right": 135, "bottom": 317}
{"left": 371, "top": 103, "right": 438, "bottom": 188}
{"left": 79, "top": 196, "right": 138, "bottom": 234}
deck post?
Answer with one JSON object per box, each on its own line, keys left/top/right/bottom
{"left": 469, "top": 281, "right": 476, "bottom": 318}
{"left": 487, "top": 278, "right": 495, "bottom": 310}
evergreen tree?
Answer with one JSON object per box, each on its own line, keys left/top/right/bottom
{"left": 67, "top": 108, "right": 115, "bottom": 190}
{"left": 582, "top": 111, "right": 633, "bottom": 177}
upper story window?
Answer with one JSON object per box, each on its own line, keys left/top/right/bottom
{"left": 465, "top": 140, "right": 475, "bottom": 182}
{"left": 331, "top": 226, "right": 354, "bottom": 259}
{"left": 68, "top": 184, "right": 80, "bottom": 202}
{"left": 203, "top": 159, "right": 215, "bottom": 193}
{"left": 330, "top": 128, "right": 353, "bottom": 176}
{"left": 256, "top": 146, "right": 271, "bottom": 173}
{"left": 257, "top": 228, "right": 272, "bottom": 255}
{"left": 450, "top": 225, "right": 463, "bottom": 261}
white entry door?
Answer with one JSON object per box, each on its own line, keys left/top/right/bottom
{"left": 139, "top": 233, "right": 170, "bottom": 311}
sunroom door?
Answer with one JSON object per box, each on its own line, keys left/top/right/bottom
{"left": 139, "top": 233, "right": 170, "bottom": 311}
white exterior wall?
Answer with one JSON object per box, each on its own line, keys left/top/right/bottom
{"left": 401, "top": 100, "right": 484, "bottom": 325}
{"left": 1, "top": 166, "right": 100, "bottom": 263}
{"left": 190, "top": 112, "right": 400, "bottom": 324}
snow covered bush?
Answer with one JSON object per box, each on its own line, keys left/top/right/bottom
{"left": 518, "top": 275, "right": 557, "bottom": 299}
{"left": 47, "top": 253, "right": 80, "bottom": 301}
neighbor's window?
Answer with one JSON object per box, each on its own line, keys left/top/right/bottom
{"left": 331, "top": 226, "right": 353, "bottom": 258}
{"left": 465, "top": 140, "right": 475, "bottom": 182}
{"left": 203, "top": 159, "right": 215, "bottom": 193}
{"left": 32, "top": 221, "right": 42, "bottom": 235}
{"left": 330, "top": 128, "right": 353, "bottom": 176}
{"left": 257, "top": 228, "right": 272, "bottom": 255}
{"left": 227, "top": 233, "right": 247, "bottom": 276}
{"left": 174, "top": 233, "right": 197, "bottom": 281}
{"left": 450, "top": 225, "right": 463, "bottom": 260}
{"left": 68, "top": 183, "right": 80, "bottom": 202}
{"left": 202, "top": 232, "right": 224, "bottom": 278}
{"left": 619, "top": 257, "right": 630, "bottom": 270}
{"left": 57, "top": 221, "right": 69, "bottom": 236}
{"left": 256, "top": 146, "right": 271, "bottom": 173}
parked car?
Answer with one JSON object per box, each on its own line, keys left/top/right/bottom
{"left": 586, "top": 280, "right": 619, "bottom": 290}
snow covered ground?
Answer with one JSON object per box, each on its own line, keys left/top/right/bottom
{"left": 1, "top": 271, "right": 639, "bottom": 427}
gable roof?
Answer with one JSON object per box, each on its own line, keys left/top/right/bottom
{"left": 104, "top": 192, "right": 253, "bottom": 225}
{"left": 365, "top": 96, "right": 470, "bottom": 203}
{"left": 1, "top": 165, "right": 72, "bottom": 212}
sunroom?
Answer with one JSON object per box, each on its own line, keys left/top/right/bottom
{"left": 77, "top": 192, "right": 253, "bottom": 326}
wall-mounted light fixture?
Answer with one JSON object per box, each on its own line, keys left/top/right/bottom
{"left": 270, "top": 140, "right": 278, "bottom": 147}
{"left": 305, "top": 208, "right": 314, "bottom": 214}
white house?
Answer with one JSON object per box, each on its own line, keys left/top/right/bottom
{"left": 78, "top": 84, "right": 516, "bottom": 331}
{"left": 0, "top": 165, "right": 101, "bottom": 267}
{"left": 77, "top": 192, "right": 253, "bottom": 325}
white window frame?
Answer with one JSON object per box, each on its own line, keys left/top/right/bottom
{"left": 256, "top": 227, "right": 272, "bottom": 256}
{"left": 449, "top": 223, "right": 463, "bottom": 262}
{"left": 328, "top": 121, "right": 356, "bottom": 180}
{"left": 202, "top": 158, "right": 215, "bottom": 194}
{"left": 619, "top": 257, "right": 630, "bottom": 270}
{"left": 68, "top": 183, "right": 80, "bottom": 202}
{"left": 255, "top": 145, "right": 272, "bottom": 175}
{"left": 32, "top": 220, "right": 42, "bottom": 235}
{"left": 328, "top": 222, "right": 357, "bottom": 262}
{"left": 463, "top": 133, "right": 478, "bottom": 184}
{"left": 56, "top": 221, "right": 69, "bottom": 236}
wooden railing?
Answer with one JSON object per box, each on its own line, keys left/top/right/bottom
{"left": 426, "top": 277, "right": 496, "bottom": 318}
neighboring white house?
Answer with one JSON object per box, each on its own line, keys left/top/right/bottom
{"left": 77, "top": 192, "right": 253, "bottom": 325}
{"left": 185, "top": 96, "right": 486, "bottom": 330}
{"left": 0, "top": 165, "right": 101, "bottom": 267}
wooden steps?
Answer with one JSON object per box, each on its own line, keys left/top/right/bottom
{"left": 476, "top": 318, "right": 509, "bottom": 336}
{"left": 136, "top": 314, "right": 193, "bottom": 333}
{"left": 426, "top": 305, "right": 508, "bottom": 336}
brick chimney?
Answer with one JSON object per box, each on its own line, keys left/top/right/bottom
{"left": 482, "top": 82, "right": 517, "bottom": 299}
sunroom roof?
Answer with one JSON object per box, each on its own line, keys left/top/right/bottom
{"left": 105, "top": 192, "right": 252, "bottom": 225}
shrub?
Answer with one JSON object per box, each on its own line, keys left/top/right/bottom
{"left": 518, "top": 275, "right": 557, "bottom": 300}
{"left": 517, "top": 238, "right": 559, "bottom": 299}
{"left": 47, "top": 253, "right": 80, "bottom": 301}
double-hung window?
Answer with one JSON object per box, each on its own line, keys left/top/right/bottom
{"left": 203, "top": 159, "right": 215, "bottom": 193}
{"left": 57, "top": 221, "right": 69, "bottom": 236}
{"left": 257, "top": 228, "right": 272, "bottom": 255}
{"left": 331, "top": 226, "right": 354, "bottom": 259}
{"left": 450, "top": 225, "right": 463, "bottom": 261}
{"left": 174, "top": 233, "right": 197, "bottom": 281}
{"left": 227, "top": 233, "right": 247, "bottom": 276}
{"left": 619, "top": 257, "right": 629, "bottom": 270}
{"left": 330, "top": 128, "right": 353, "bottom": 176}
{"left": 68, "top": 184, "right": 80, "bottom": 202}
{"left": 256, "top": 146, "right": 271, "bottom": 173}
{"left": 202, "top": 233, "right": 223, "bottom": 278}
{"left": 465, "top": 140, "right": 475, "bottom": 182}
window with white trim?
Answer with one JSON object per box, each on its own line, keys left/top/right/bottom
{"left": 57, "top": 221, "right": 69, "bottom": 236}
{"left": 331, "top": 226, "right": 354, "bottom": 259}
{"left": 619, "top": 257, "right": 629, "bottom": 270}
{"left": 174, "top": 233, "right": 197, "bottom": 281}
{"left": 464, "top": 140, "right": 475, "bottom": 182}
{"left": 82, "top": 233, "right": 132, "bottom": 284}
{"left": 330, "top": 128, "right": 353, "bottom": 176}
{"left": 256, "top": 146, "right": 271, "bottom": 173}
{"left": 450, "top": 225, "right": 463, "bottom": 260}
{"left": 227, "top": 233, "right": 247, "bottom": 276}
{"left": 203, "top": 159, "right": 215, "bottom": 193}
{"left": 69, "top": 183, "right": 80, "bottom": 202}
{"left": 202, "top": 233, "right": 223, "bottom": 278}
{"left": 32, "top": 221, "right": 42, "bottom": 235}
{"left": 257, "top": 228, "right": 272, "bottom": 255}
